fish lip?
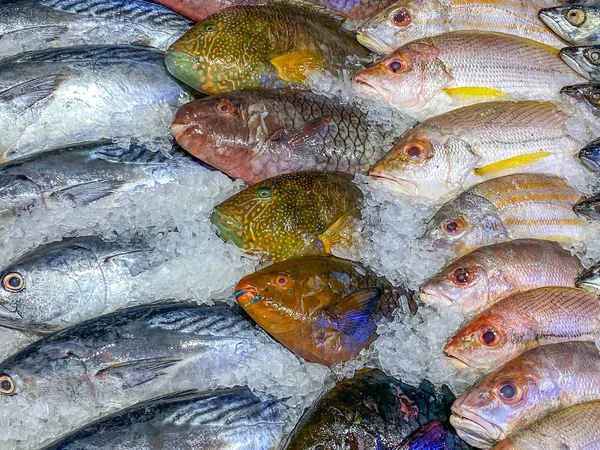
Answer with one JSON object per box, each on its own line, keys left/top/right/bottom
{"left": 418, "top": 285, "right": 453, "bottom": 307}
{"left": 450, "top": 406, "right": 503, "bottom": 447}
{"left": 356, "top": 32, "right": 392, "bottom": 54}
{"left": 579, "top": 153, "right": 600, "bottom": 171}
{"left": 539, "top": 8, "right": 570, "bottom": 39}
{"left": 443, "top": 349, "right": 472, "bottom": 370}
{"left": 353, "top": 75, "right": 381, "bottom": 98}
{"left": 368, "top": 170, "right": 418, "bottom": 196}
{"left": 171, "top": 122, "right": 192, "bottom": 139}
{"left": 560, "top": 48, "right": 591, "bottom": 79}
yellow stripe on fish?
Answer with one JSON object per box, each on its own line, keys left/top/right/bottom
{"left": 474, "top": 151, "right": 552, "bottom": 176}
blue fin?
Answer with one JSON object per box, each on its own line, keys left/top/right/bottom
{"left": 395, "top": 420, "right": 449, "bottom": 450}
{"left": 326, "top": 287, "right": 381, "bottom": 335}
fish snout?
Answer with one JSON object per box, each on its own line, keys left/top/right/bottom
{"left": 234, "top": 286, "right": 262, "bottom": 309}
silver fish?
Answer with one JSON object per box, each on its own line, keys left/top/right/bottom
{"left": 577, "top": 137, "right": 600, "bottom": 170}
{"left": 0, "top": 302, "right": 274, "bottom": 449}
{"left": 574, "top": 192, "right": 600, "bottom": 220}
{"left": 560, "top": 45, "right": 600, "bottom": 80}
{"left": 0, "top": 45, "right": 196, "bottom": 163}
{"left": 40, "top": 388, "right": 288, "bottom": 450}
{"left": 0, "top": 0, "right": 193, "bottom": 58}
{"left": 576, "top": 260, "right": 600, "bottom": 293}
{"left": 539, "top": 5, "right": 600, "bottom": 45}
{"left": 561, "top": 82, "right": 600, "bottom": 116}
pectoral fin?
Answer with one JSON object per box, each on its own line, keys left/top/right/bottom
{"left": 474, "top": 151, "right": 552, "bottom": 176}
{"left": 395, "top": 420, "right": 449, "bottom": 450}
{"left": 270, "top": 49, "right": 324, "bottom": 83}
{"left": 0, "top": 74, "right": 65, "bottom": 111}
{"left": 319, "top": 210, "right": 360, "bottom": 254}
{"left": 50, "top": 179, "right": 128, "bottom": 207}
{"left": 269, "top": 115, "right": 332, "bottom": 156}
{"left": 442, "top": 86, "right": 508, "bottom": 100}
{"left": 95, "top": 357, "right": 182, "bottom": 388}
{"left": 325, "top": 287, "right": 381, "bottom": 335}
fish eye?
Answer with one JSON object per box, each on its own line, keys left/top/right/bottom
{"left": 0, "top": 374, "right": 15, "bottom": 395}
{"left": 275, "top": 274, "right": 289, "bottom": 286}
{"left": 441, "top": 217, "right": 466, "bottom": 237}
{"left": 203, "top": 21, "right": 216, "bottom": 33}
{"left": 390, "top": 8, "right": 411, "bottom": 27}
{"left": 565, "top": 8, "right": 586, "bottom": 26}
{"left": 585, "top": 89, "right": 600, "bottom": 106}
{"left": 387, "top": 58, "right": 407, "bottom": 73}
{"left": 478, "top": 326, "right": 501, "bottom": 347}
{"left": 584, "top": 48, "right": 600, "bottom": 65}
{"left": 451, "top": 267, "right": 474, "bottom": 286}
{"left": 2, "top": 273, "right": 24, "bottom": 292}
{"left": 496, "top": 381, "right": 525, "bottom": 405}
{"left": 256, "top": 187, "right": 272, "bottom": 201}
{"left": 216, "top": 100, "right": 234, "bottom": 115}
{"left": 401, "top": 141, "right": 431, "bottom": 162}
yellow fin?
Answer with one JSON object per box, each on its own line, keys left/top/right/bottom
{"left": 270, "top": 50, "right": 323, "bottom": 83}
{"left": 474, "top": 151, "right": 552, "bottom": 176}
{"left": 319, "top": 210, "right": 360, "bottom": 254}
{"left": 442, "top": 87, "right": 509, "bottom": 99}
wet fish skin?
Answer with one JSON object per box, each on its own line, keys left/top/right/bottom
{"left": 0, "top": 45, "right": 196, "bottom": 162}
{"left": 574, "top": 192, "right": 600, "bottom": 219}
{"left": 358, "top": 0, "right": 564, "bottom": 55}
{"left": 368, "top": 101, "right": 591, "bottom": 199}
{"left": 560, "top": 45, "right": 600, "bottom": 80}
{"left": 492, "top": 402, "right": 600, "bottom": 450}
{"left": 172, "top": 90, "right": 395, "bottom": 185}
{"left": 576, "top": 260, "right": 600, "bottom": 293}
{"left": 420, "top": 239, "right": 583, "bottom": 314}
{"left": 539, "top": 5, "right": 600, "bottom": 45}
{"left": 353, "top": 31, "right": 584, "bottom": 118}
{"left": 235, "top": 255, "right": 414, "bottom": 365}
{"left": 285, "top": 368, "right": 470, "bottom": 449}
{"left": 41, "top": 388, "right": 288, "bottom": 450}
{"left": 562, "top": 83, "right": 600, "bottom": 117}
{"left": 211, "top": 171, "right": 363, "bottom": 262}
{"left": 444, "top": 287, "right": 600, "bottom": 372}
{"left": 424, "top": 173, "right": 587, "bottom": 256}
{"left": 165, "top": 3, "right": 370, "bottom": 95}
{"left": 0, "top": 302, "right": 271, "bottom": 449}
{"left": 451, "top": 342, "right": 600, "bottom": 448}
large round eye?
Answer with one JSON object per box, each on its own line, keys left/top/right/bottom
{"left": 401, "top": 141, "right": 431, "bottom": 162}
{"left": 390, "top": 8, "right": 411, "bottom": 27}
{"left": 478, "top": 326, "right": 501, "bottom": 347}
{"left": 2, "top": 273, "right": 24, "bottom": 292}
{"left": 387, "top": 58, "right": 407, "bottom": 73}
{"left": 584, "top": 48, "right": 600, "bottom": 65}
{"left": 565, "top": 8, "right": 585, "bottom": 26}
{"left": 496, "top": 381, "right": 525, "bottom": 406}
{"left": 275, "top": 274, "right": 289, "bottom": 286}
{"left": 451, "top": 267, "right": 474, "bottom": 286}
{"left": 441, "top": 217, "right": 466, "bottom": 237}
{"left": 203, "top": 21, "right": 217, "bottom": 33}
{"left": 0, "top": 374, "right": 15, "bottom": 395}
{"left": 216, "top": 100, "right": 233, "bottom": 115}
{"left": 256, "top": 187, "right": 272, "bottom": 201}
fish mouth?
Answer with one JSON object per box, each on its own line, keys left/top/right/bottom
{"left": 450, "top": 404, "right": 503, "bottom": 447}
{"left": 560, "top": 47, "right": 591, "bottom": 79}
{"left": 418, "top": 284, "right": 453, "bottom": 307}
{"left": 442, "top": 347, "right": 472, "bottom": 370}
{"left": 164, "top": 50, "right": 205, "bottom": 93}
{"left": 353, "top": 75, "right": 382, "bottom": 98}
{"left": 368, "top": 170, "right": 417, "bottom": 196}
{"left": 234, "top": 286, "right": 262, "bottom": 309}
{"left": 210, "top": 208, "right": 246, "bottom": 246}
{"left": 356, "top": 32, "right": 392, "bottom": 54}
{"left": 538, "top": 9, "right": 571, "bottom": 40}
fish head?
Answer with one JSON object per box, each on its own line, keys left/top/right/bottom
{"left": 573, "top": 193, "right": 600, "bottom": 220}
{"left": 578, "top": 137, "right": 600, "bottom": 171}
{"left": 575, "top": 260, "right": 600, "bottom": 293}
{"left": 539, "top": 6, "right": 599, "bottom": 45}
{"left": 560, "top": 45, "right": 600, "bottom": 79}
{"left": 450, "top": 357, "right": 545, "bottom": 447}
{"left": 165, "top": 9, "right": 271, "bottom": 94}
{"left": 444, "top": 308, "right": 531, "bottom": 371}
{"left": 561, "top": 83, "right": 600, "bottom": 116}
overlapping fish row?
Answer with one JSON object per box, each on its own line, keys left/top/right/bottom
{"left": 0, "top": 0, "right": 600, "bottom": 449}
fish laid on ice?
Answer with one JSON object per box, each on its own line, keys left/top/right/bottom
{"left": 353, "top": 31, "right": 585, "bottom": 119}
{"left": 368, "top": 101, "right": 594, "bottom": 200}
{"left": 0, "top": 45, "right": 196, "bottom": 163}
{"left": 357, "top": 0, "right": 564, "bottom": 55}
{"left": 0, "top": 302, "right": 275, "bottom": 449}
{"left": 172, "top": 89, "right": 399, "bottom": 185}
{"left": 451, "top": 342, "right": 600, "bottom": 448}
{"left": 284, "top": 368, "right": 470, "bottom": 449}
{"left": 539, "top": 5, "right": 600, "bottom": 45}
{"left": 560, "top": 45, "right": 600, "bottom": 80}
{"left": 211, "top": 171, "right": 363, "bottom": 262}
{"left": 164, "top": 3, "right": 371, "bottom": 94}
{"left": 574, "top": 191, "right": 600, "bottom": 219}
{"left": 424, "top": 173, "right": 587, "bottom": 256}
{"left": 0, "top": 140, "right": 204, "bottom": 222}
{"left": 492, "top": 401, "right": 600, "bottom": 450}
{"left": 444, "top": 287, "right": 600, "bottom": 372}
{"left": 420, "top": 239, "right": 583, "bottom": 314}
{"left": 0, "top": 0, "right": 193, "bottom": 58}
{"left": 41, "top": 388, "right": 288, "bottom": 450}
{"left": 576, "top": 260, "right": 600, "bottom": 293}
{"left": 234, "top": 255, "right": 415, "bottom": 365}
{"left": 562, "top": 83, "right": 600, "bottom": 117}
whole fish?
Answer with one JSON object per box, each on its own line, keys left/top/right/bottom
{"left": 164, "top": 3, "right": 371, "bottom": 95}
{"left": 172, "top": 90, "right": 395, "bottom": 185}
{"left": 0, "top": 0, "right": 193, "bottom": 58}
{"left": 419, "top": 239, "right": 583, "bottom": 314}
{"left": 155, "top": 0, "right": 396, "bottom": 22}
{"left": 0, "top": 45, "right": 196, "bottom": 163}
{"left": 234, "top": 255, "right": 414, "bottom": 364}
{"left": 560, "top": 45, "right": 600, "bottom": 80}
{"left": 562, "top": 83, "right": 600, "bottom": 117}
{"left": 284, "top": 368, "right": 470, "bottom": 449}
{"left": 211, "top": 171, "right": 363, "bottom": 262}
{"left": 574, "top": 192, "right": 600, "bottom": 219}
{"left": 0, "top": 302, "right": 274, "bottom": 449}
{"left": 539, "top": 5, "right": 600, "bottom": 45}
{"left": 41, "top": 388, "right": 288, "bottom": 450}
{"left": 357, "top": 0, "right": 563, "bottom": 55}
{"left": 451, "top": 342, "right": 600, "bottom": 448}
{"left": 492, "top": 402, "right": 600, "bottom": 450}
{"left": 424, "top": 173, "right": 587, "bottom": 256}
{"left": 0, "top": 140, "right": 203, "bottom": 221}
{"left": 444, "top": 287, "right": 600, "bottom": 372}
{"left": 368, "top": 101, "right": 593, "bottom": 199}
{"left": 353, "top": 31, "right": 585, "bottom": 119}
{"left": 576, "top": 260, "right": 600, "bottom": 293}
{"left": 0, "top": 236, "right": 161, "bottom": 333}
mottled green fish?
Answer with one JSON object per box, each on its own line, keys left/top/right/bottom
{"left": 211, "top": 171, "right": 362, "bottom": 262}
{"left": 164, "top": 3, "right": 371, "bottom": 94}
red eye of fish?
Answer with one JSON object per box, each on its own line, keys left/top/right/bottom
{"left": 496, "top": 381, "right": 525, "bottom": 406}
{"left": 441, "top": 218, "right": 466, "bottom": 237}
{"left": 451, "top": 268, "right": 473, "bottom": 286}
{"left": 401, "top": 141, "right": 431, "bottom": 162}
{"left": 390, "top": 8, "right": 411, "bottom": 27}
{"left": 479, "top": 327, "right": 501, "bottom": 347}
{"left": 387, "top": 58, "right": 407, "bottom": 73}
{"left": 216, "top": 100, "right": 233, "bottom": 115}
{"left": 275, "top": 274, "right": 289, "bottom": 286}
